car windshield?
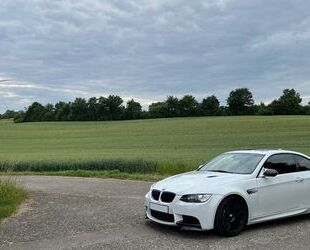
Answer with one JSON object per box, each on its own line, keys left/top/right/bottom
{"left": 199, "top": 153, "right": 265, "bottom": 174}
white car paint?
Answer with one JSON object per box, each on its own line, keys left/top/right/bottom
{"left": 145, "top": 149, "right": 310, "bottom": 231}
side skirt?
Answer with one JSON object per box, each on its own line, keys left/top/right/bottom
{"left": 249, "top": 208, "right": 308, "bottom": 224}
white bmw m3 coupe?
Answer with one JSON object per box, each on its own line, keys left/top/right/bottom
{"left": 145, "top": 149, "right": 310, "bottom": 236}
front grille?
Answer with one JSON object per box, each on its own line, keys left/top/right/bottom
{"left": 160, "top": 191, "right": 176, "bottom": 203}
{"left": 151, "top": 209, "right": 174, "bottom": 222}
{"left": 151, "top": 189, "right": 160, "bottom": 200}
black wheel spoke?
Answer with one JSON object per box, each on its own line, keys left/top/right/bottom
{"left": 231, "top": 199, "right": 242, "bottom": 213}
{"left": 215, "top": 196, "right": 248, "bottom": 236}
{"left": 224, "top": 224, "right": 231, "bottom": 231}
{"left": 235, "top": 210, "right": 245, "bottom": 218}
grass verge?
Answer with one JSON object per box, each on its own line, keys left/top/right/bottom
{"left": 0, "top": 180, "right": 27, "bottom": 221}
{"left": 0, "top": 159, "right": 192, "bottom": 176}
{"left": 0, "top": 170, "right": 169, "bottom": 182}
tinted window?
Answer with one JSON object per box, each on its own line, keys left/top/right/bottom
{"left": 294, "top": 155, "right": 310, "bottom": 171}
{"left": 263, "top": 154, "right": 297, "bottom": 174}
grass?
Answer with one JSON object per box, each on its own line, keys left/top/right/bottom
{"left": 0, "top": 116, "right": 309, "bottom": 177}
{"left": 0, "top": 180, "right": 27, "bottom": 221}
{"left": 1, "top": 170, "right": 167, "bottom": 181}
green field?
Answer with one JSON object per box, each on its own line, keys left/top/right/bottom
{"left": 0, "top": 116, "right": 309, "bottom": 175}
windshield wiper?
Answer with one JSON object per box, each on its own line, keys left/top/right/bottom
{"left": 207, "top": 170, "right": 233, "bottom": 174}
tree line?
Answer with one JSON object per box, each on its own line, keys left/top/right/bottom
{"left": 1, "top": 88, "right": 310, "bottom": 123}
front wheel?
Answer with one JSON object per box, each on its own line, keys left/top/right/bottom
{"left": 214, "top": 196, "right": 248, "bottom": 237}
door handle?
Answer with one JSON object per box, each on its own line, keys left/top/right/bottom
{"left": 296, "top": 177, "right": 304, "bottom": 183}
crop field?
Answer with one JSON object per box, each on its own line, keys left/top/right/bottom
{"left": 0, "top": 116, "right": 309, "bottom": 175}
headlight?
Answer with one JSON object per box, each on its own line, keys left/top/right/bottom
{"left": 180, "top": 194, "right": 212, "bottom": 203}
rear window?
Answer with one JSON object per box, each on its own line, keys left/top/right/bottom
{"left": 294, "top": 155, "right": 310, "bottom": 171}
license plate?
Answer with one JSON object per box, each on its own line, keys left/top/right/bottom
{"left": 149, "top": 202, "right": 169, "bottom": 213}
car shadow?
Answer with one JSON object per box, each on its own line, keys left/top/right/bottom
{"left": 145, "top": 220, "right": 210, "bottom": 239}
{"left": 144, "top": 213, "right": 310, "bottom": 239}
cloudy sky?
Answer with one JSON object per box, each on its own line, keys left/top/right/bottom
{"left": 0, "top": 0, "right": 310, "bottom": 112}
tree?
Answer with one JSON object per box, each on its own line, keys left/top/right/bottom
{"left": 13, "top": 111, "right": 25, "bottom": 123}
{"left": 178, "top": 95, "right": 199, "bottom": 117}
{"left": 87, "top": 97, "right": 99, "bottom": 121}
{"left": 106, "top": 95, "right": 124, "bottom": 120}
{"left": 68, "top": 97, "right": 88, "bottom": 121}
{"left": 200, "top": 95, "right": 220, "bottom": 116}
{"left": 1, "top": 110, "right": 19, "bottom": 119}
{"left": 97, "top": 96, "right": 109, "bottom": 120}
{"left": 24, "top": 102, "right": 46, "bottom": 122}
{"left": 256, "top": 102, "right": 272, "bottom": 115}
{"left": 55, "top": 101, "right": 71, "bottom": 121}
{"left": 270, "top": 89, "right": 302, "bottom": 115}
{"left": 227, "top": 88, "right": 254, "bottom": 115}
{"left": 165, "top": 96, "right": 179, "bottom": 117}
{"left": 306, "top": 102, "right": 310, "bottom": 115}
{"left": 42, "top": 104, "right": 55, "bottom": 121}
{"left": 97, "top": 95, "right": 124, "bottom": 120}
{"left": 125, "top": 99, "right": 142, "bottom": 119}
{"left": 149, "top": 102, "right": 166, "bottom": 118}
{"left": 8, "top": 90, "right": 310, "bottom": 123}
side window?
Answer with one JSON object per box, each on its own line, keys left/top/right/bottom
{"left": 294, "top": 155, "right": 310, "bottom": 171}
{"left": 263, "top": 154, "right": 297, "bottom": 175}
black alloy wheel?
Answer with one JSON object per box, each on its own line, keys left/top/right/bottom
{"left": 214, "top": 196, "right": 248, "bottom": 237}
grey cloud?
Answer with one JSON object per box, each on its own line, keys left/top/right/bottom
{"left": 0, "top": 0, "right": 310, "bottom": 112}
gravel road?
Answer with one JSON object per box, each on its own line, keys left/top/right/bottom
{"left": 1, "top": 176, "right": 310, "bottom": 249}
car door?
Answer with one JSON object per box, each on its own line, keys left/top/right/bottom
{"left": 293, "top": 154, "right": 310, "bottom": 208}
{"left": 255, "top": 154, "right": 304, "bottom": 218}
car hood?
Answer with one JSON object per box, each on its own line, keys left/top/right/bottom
{"left": 152, "top": 171, "right": 250, "bottom": 195}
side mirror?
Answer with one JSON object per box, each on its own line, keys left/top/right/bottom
{"left": 263, "top": 168, "right": 278, "bottom": 177}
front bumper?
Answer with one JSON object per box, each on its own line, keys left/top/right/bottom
{"left": 145, "top": 191, "right": 223, "bottom": 230}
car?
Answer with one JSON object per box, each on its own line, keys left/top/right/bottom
{"left": 144, "top": 149, "right": 310, "bottom": 236}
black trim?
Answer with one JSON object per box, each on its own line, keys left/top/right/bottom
{"left": 161, "top": 191, "right": 176, "bottom": 203}
{"left": 150, "top": 209, "right": 174, "bottom": 222}
{"left": 176, "top": 221, "right": 202, "bottom": 229}
{"left": 151, "top": 189, "right": 161, "bottom": 200}
{"left": 182, "top": 215, "right": 201, "bottom": 226}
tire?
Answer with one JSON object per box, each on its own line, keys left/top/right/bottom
{"left": 214, "top": 195, "right": 248, "bottom": 237}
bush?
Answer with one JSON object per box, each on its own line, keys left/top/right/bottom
{"left": 0, "top": 159, "right": 193, "bottom": 176}
{"left": 0, "top": 159, "right": 158, "bottom": 173}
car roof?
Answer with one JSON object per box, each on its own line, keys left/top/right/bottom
{"left": 226, "top": 149, "right": 309, "bottom": 158}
